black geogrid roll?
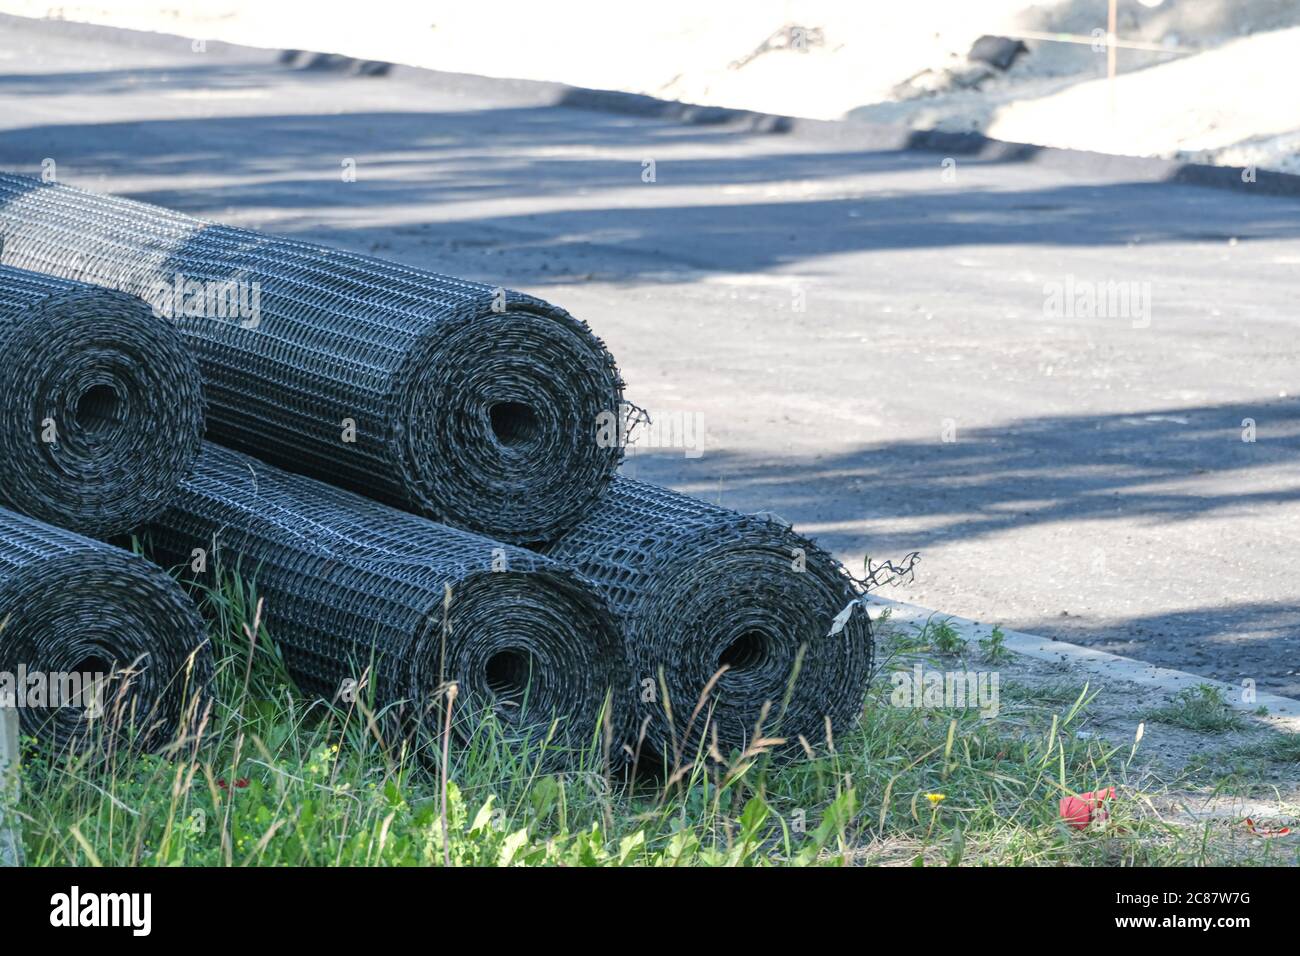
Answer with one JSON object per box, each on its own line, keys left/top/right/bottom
{"left": 142, "top": 444, "right": 629, "bottom": 751}
{"left": 541, "top": 476, "right": 874, "bottom": 759}
{"left": 0, "top": 263, "right": 204, "bottom": 538}
{"left": 0, "top": 173, "right": 624, "bottom": 544}
{"left": 0, "top": 506, "right": 212, "bottom": 752}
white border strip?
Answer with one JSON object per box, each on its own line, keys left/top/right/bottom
{"left": 863, "top": 596, "right": 1300, "bottom": 734}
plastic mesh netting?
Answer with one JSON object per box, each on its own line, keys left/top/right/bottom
{"left": 0, "top": 263, "right": 204, "bottom": 538}
{"left": 142, "top": 444, "right": 630, "bottom": 753}
{"left": 0, "top": 506, "right": 212, "bottom": 752}
{"left": 0, "top": 174, "right": 624, "bottom": 544}
{"left": 541, "top": 476, "right": 873, "bottom": 759}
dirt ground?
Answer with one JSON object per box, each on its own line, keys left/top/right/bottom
{"left": 872, "top": 609, "right": 1300, "bottom": 854}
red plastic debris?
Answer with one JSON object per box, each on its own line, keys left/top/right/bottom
{"left": 1244, "top": 817, "right": 1292, "bottom": 838}
{"left": 1060, "top": 787, "right": 1116, "bottom": 829}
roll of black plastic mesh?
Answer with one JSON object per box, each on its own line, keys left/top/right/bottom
{"left": 0, "top": 263, "right": 204, "bottom": 538}
{"left": 0, "top": 173, "right": 624, "bottom": 544}
{"left": 0, "top": 506, "right": 212, "bottom": 752}
{"left": 142, "top": 444, "right": 629, "bottom": 755}
{"left": 541, "top": 476, "right": 873, "bottom": 760}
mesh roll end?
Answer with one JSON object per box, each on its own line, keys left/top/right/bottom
{"left": 0, "top": 508, "right": 213, "bottom": 753}
{"left": 0, "top": 266, "right": 205, "bottom": 538}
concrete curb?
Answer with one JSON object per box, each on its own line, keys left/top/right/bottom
{"left": 864, "top": 596, "right": 1300, "bottom": 734}
{"left": 4, "top": 12, "right": 1300, "bottom": 199}
{"left": 556, "top": 89, "right": 1300, "bottom": 198}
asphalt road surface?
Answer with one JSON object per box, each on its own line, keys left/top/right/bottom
{"left": 1, "top": 15, "right": 1297, "bottom": 694}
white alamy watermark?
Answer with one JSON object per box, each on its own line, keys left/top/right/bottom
{"left": 596, "top": 407, "right": 704, "bottom": 459}
{"left": 1043, "top": 275, "right": 1151, "bottom": 328}
{"left": 0, "top": 667, "right": 108, "bottom": 714}
{"left": 145, "top": 273, "right": 262, "bottom": 329}
{"left": 50, "top": 886, "right": 151, "bottom": 936}
{"left": 890, "top": 665, "right": 1000, "bottom": 718}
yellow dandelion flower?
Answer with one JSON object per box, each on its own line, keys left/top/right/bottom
{"left": 925, "top": 793, "right": 946, "bottom": 805}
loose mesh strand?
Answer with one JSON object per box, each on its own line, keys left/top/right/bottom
{"left": 541, "top": 475, "right": 874, "bottom": 758}
{"left": 0, "top": 263, "right": 204, "bottom": 538}
{"left": 0, "top": 173, "right": 624, "bottom": 544}
{"left": 142, "top": 444, "right": 630, "bottom": 756}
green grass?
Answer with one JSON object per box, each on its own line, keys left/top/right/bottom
{"left": 1190, "top": 734, "right": 1300, "bottom": 794}
{"left": 1005, "top": 679, "right": 1094, "bottom": 709}
{"left": 1233, "top": 734, "right": 1300, "bottom": 764}
{"left": 1149, "top": 684, "right": 1248, "bottom": 733}
{"left": 5, "top": 579, "right": 1294, "bottom": 866}
{"left": 979, "top": 626, "right": 1014, "bottom": 664}
{"left": 927, "top": 618, "right": 967, "bottom": 657}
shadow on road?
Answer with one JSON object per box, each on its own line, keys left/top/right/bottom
{"left": 3, "top": 62, "right": 1297, "bottom": 286}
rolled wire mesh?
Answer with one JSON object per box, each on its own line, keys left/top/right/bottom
{"left": 141, "top": 443, "right": 630, "bottom": 755}
{"left": 0, "top": 263, "right": 204, "bottom": 538}
{"left": 0, "top": 506, "right": 212, "bottom": 752}
{"left": 541, "top": 476, "right": 873, "bottom": 760}
{"left": 0, "top": 173, "right": 625, "bottom": 544}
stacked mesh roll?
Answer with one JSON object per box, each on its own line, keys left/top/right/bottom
{"left": 542, "top": 476, "right": 873, "bottom": 759}
{"left": 143, "top": 444, "right": 629, "bottom": 751}
{"left": 0, "top": 173, "right": 624, "bottom": 544}
{"left": 0, "top": 174, "right": 876, "bottom": 766}
{"left": 0, "top": 506, "right": 212, "bottom": 752}
{"left": 0, "top": 263, "right": 204, "bottom": 538}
